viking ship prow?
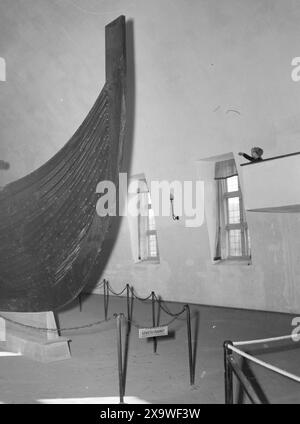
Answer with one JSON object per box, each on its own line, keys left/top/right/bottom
{"left": 0, "top": 16, "right": 127, "bottom": 313}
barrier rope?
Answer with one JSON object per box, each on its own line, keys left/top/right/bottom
{"left": 0, "top": 281, "right": 189, "bottom": 333}
{"left": 124, "top": 312, "right": 185, "bottom": 330}
{"left": 154, "top": 293, "right": 186, "bottom": 316}
{"left": 106, "top": 282, "right": 128, "bottom": 296}
{"left": 157, "top": 299, "right": 186, "bottom": 318}
{"left": 228, "top": 344, "right": 300, "bottom": 383}
{"left": 131, "top": 291, "right": 152, "bottom": 301}
{"left": 105, "top": 282, "right": 187, "bottom": 318}
{"left": 0, "top": 313, "right": 114, "bottom": 332}
{"left": 233, "top": 333, "right": 298, "bottom": 346}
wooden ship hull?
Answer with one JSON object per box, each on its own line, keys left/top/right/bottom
{"left": 0, "top": 16, "right": 127, "bottom": 312}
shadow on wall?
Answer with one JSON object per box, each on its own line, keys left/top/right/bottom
{"left": 0, "top": 160, "right": 9, "bottom": 170}
{"left": 83, "top": 18, "right": 136, "bottom": 296}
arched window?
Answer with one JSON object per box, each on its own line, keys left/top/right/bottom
{"left": 127, "top": 174, "right": 160, "bottom": 263}
{"left": 215, "top": 160, "right": 251, "bottom": 260}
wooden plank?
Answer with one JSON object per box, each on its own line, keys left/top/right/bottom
{"left": 105, "top": 15, "right": 126, "bottom": 82}
{"left": 0, "top": 16, "right": 127, "bottom": 312}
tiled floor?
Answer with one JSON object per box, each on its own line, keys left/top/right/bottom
{"left": 0, "top": 293, "right": 299, "bottom": 404}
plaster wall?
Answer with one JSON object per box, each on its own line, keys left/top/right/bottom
{"left": 0, "top": 0, "right": 300, "bottom": 312}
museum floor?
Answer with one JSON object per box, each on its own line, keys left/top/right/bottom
{"left": 0, "top": 293, "right": 299, "bottom": 404}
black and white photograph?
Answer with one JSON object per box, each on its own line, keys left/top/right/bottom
{"left": 0, "top": 0, "right": 299, "bottom": 411}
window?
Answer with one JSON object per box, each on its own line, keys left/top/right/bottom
{"left": 137, "top": 190, "right": 159, "bottom": 262}
{"left": 224, "top": 175, "right": 250, "bottom": 259}
{"left": 214, "top": 159, "right": 251, "bottom": 262}
{"left": 128, "top": 175, "right": 159, "bottom": 263}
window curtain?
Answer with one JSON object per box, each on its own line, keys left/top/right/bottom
{"left": 213, "top": 159, "right": 237, "bottom": 261}
{"left": 137, "top": 182, "right": 150, "bottom": 261}
{"left": 214, "top": 180, "right": 223, "bottom": 261}
{"left": 214, "top": 158, "right": 237, "bottom": 180}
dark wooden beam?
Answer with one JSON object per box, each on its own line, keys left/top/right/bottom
{"left": 105, "top": 15, "right": 126, "bottom": 83}
{"left": 240, "top": 151, "right": 300, "bottom": 166}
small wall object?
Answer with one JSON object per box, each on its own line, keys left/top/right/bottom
{"left": 170, "top": 192, "right": 179, "bottom": 220}
{"left": 0, "top": 160, "right": 9, "bottom": 170}
{"left": 0, "top": 58, "right": 6, "bottom": 82}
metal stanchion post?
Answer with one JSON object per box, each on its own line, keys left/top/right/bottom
{"left": 156, "top": 295, "right": 161, "bottom": 349}
{"left": 116, "top": 313, "right": 125, "bottom": 404}
{"left": 224, "top": 340, "right": 234, "bottom": 404}
{"left": 78, "top": 293, "right": 82, "bottom": 312}
{"left": 151, "top": 291, "right": 157, "bottom": 353}
{"left": 185, "top": 304, "right": 194, "bottom": 385}
{"left": 126, "top": 284, "right": 131, "bottom": 321}
{"left": 104, "top": 279, "right": 109, "bottom": 321}
{"left": 130, "top": 286, "right": 134, "bottom": 322}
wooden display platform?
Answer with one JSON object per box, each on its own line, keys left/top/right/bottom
{"left": 0, "top": 311, "right": 70, "bottom": 362}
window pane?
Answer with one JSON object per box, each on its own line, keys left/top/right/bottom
{"left": 228, "top": 229, "right": 242, "bottom": 256}
{"left": 148, "top": 208, "right": 156, "bottom": 230}
{"left": 227, "top": 197, "right": 240, "bottom": 224}
{"left": 148, "top": 234, "right": 158, "bottom": 257}
{"left": 227, "top": 175, "right": 239, "bottom": 192}
{"left": 246, "top": 228, "right": 251, "bottom": 252}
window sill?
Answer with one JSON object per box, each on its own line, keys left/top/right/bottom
{"left": 213, "top": 258, "right": 252, "bottom": 266}
{"left": 135, "top": 258, "right": 160, "bottom": 265}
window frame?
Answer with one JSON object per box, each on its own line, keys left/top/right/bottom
{"left": 222, "top": 176, "right": 251, "bottom": 260}
{"left": 136, "top": 184, "right": 160, "bottom": 264}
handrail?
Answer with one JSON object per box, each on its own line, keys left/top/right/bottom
{"left": 223, "top": 334, "right": 300, "bottom": 404}
{"left": 228, "top": 344, "right": 300, "bottom": 383}
{"left": 240, "top": 151, "right": 300, "bottom": 166}
{"left": 228, "top": 356, "right": 261, "bottom": 404}
{"left": 233, "top": 333, "right": 296, "bottom": 346}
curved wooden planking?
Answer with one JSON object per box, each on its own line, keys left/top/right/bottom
{"left": 0, "top": 16, "right": 127, "bottom": 312}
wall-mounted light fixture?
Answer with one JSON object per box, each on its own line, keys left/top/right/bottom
{"left": 170, "top": 191, "right": 179, "bottom": 221}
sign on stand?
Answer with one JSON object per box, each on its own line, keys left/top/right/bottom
{"left": 139, "top": 326, "right": 168, "bottom": 339}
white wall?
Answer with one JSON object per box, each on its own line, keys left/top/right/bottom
{"left": 242, "top": 154, "right": 300, "bottom": 211}
{"left": 1, "top": 0, "right": 300, "bottom": 313}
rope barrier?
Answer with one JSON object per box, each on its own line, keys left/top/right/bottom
{"left": 106, "top": 283, "right": 128, "bottom": 296}
{"left": 124, "top": 314, "right": 182, "bottom": 330}
{"left": 131, "top": 291, "right": 152, "bottom": 301}
{"left": 158, "top": 301, "right": 186, "bottom": 318}
{"left": 104, "top": 281, "right": 187, "bottom": 318}
{"left": 116, "top": 303, "right": 195, "bottom": 389}
{"left": 228, "top": 344, "right": 300, "bottom": 383}
{"left": 233, "top": 333, "right": 298, "bottom": 346}
{"left": 0, "top": 281, "right": 190, "bottom": 336}
{"left": 154, "top": 293, "right": 186, "bottom": 318}
{"left": 0, "top": 313, "right": 114, "bottom": 332}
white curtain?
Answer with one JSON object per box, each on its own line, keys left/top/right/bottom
{"left": 215, "top": 158, "right": 237, "bottom": 180}
{"left": 213, "top": 159, "right": 237, "bottom": 260}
